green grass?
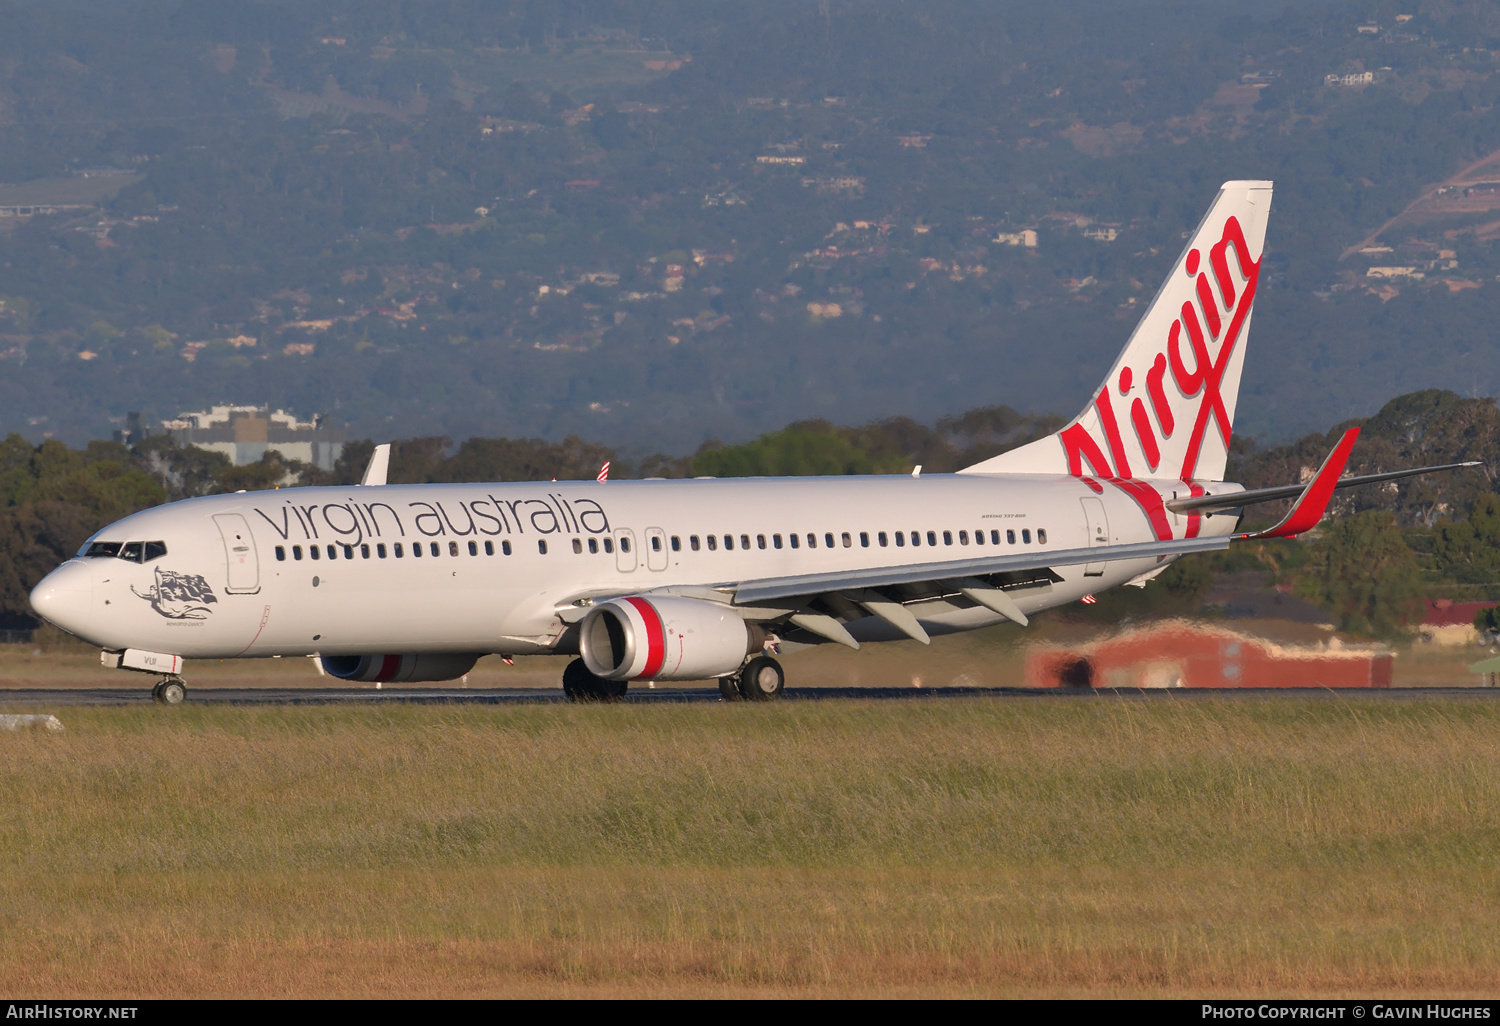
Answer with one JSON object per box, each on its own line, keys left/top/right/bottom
{"left": 2, "top": 698, "right": 1498, "bottom": 996}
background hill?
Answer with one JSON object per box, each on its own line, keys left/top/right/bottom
{"left": 5, "top": 1, "right": 1500, "bottom": 452}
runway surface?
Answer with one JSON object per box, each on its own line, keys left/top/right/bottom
{"left": 2, "top": 685, "right": 1499, "bottom": 706}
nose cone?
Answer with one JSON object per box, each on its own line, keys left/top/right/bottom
{"left": 30, "top": 560, "right": 94, "bottom": 639}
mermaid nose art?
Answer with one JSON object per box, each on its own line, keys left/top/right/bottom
{"left": 30, "top": 561, "right": 94, "bottom": 638}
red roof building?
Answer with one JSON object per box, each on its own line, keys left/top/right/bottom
{"left": 1025, "top": 621, "right": 1393, "bottom": 689}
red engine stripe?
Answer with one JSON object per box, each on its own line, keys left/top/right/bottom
{"left": 622, "top": 597, "right": 666, "bottom": 678}
{"left": 377, "top": 654, "right": 402, "bottom": 681}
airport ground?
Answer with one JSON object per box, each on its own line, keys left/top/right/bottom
{"left": 3, "top": 630, "right": 1499, "bottom": 998}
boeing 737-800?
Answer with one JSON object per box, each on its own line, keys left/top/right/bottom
{"left": 27, "top": 181, "right": 1475, "bottom": 702}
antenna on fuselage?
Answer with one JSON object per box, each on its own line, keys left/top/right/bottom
{"left": 360, "top": 443, "right": 391, "bottom": 486}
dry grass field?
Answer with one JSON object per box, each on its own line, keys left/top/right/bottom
{"left": 2, "top": 697, "right": 1499, "bottom": 997}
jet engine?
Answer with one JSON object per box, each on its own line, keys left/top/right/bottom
{"left": 321, "top": 653, "right": 480, "bottom": 683}
{"left": 579, "top": 596, "right": 761, "bottom": 681}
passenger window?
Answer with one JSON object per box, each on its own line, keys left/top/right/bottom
{"left": 942, "top": 531, "right": 952, "bottom": 546}
{"left": 144, "top": 541, "right": 167, "bottom": 561}
{"left": 740, "top": 534, "right": 750, "bottom": 550}
{"left": 652, "top": 536, "right": 662, "bottom": 552}
{"left": 927, "top": 531, "right": 937, "bottom": 547}
{"left": 974, "top": 530, "right": 984, "bottom": 546}
{"left": 588, "top": 538, "right": 598, "bottom": 553}
{"left": 343, "top": 544, "right": 354, "bottom": 559}
{"left": 412, "top": 543, "right": 421, "bottom": 558}
{"left": 85, "top": 542, "right": 122, "bottom": 558}
{"left": 621, "top": 536, "right": 632, "bottom": 553}
{"left": 572, "top": 538, "right": 583, "bottom": 554}
{"left": 275, "top": 545, "right": 286, "bottom": 562}
{"left": 448, "top": 541, "right": 458, "bottom": 557}
{"left": 707, "top": 535, "right": 718, "bottom": 551}
{"left": 377, "top": 544, "right": 387, "bottom": 558}
{"left": 724, "top": 535, "right": 734, "bottom": 551}
{"left": 1038, "top": 529, "right": 1048, "bottom": 544}
{"left": 959, "top": 531, "right": 969, "bottom": 545}
{"left": 690, "top": 535, "right": 701, "bottom": 551}
{"left": 469, "top": 541, "right": 479, "bottom": 556}
{"left": 878, "top": 532, "right": 888, "bottom": 547}
{"left": 430, "top": 542, "right": 440, "bottom": 557}
{"left": 604, "top": 538, "right": 615, "bottom": 553}
{"left": 329, "top": 545, "right": 338, "bottom": 560}
{"left": 1022, "top": 529, "right": 1032, "bottom": 543}
{"left": 991, "top": 530, "right": 1001, "bottom": 544}
{"left": 484, "top": 541, "right": 494, "bottom": 555}
{"left": 502, "top": 540, "right": 512, "bottom": 555}
{"left": 773, "top": 534, "right": 783, "bottom": 549}
{"left": 1006, "top": 530, "right": 1016, "bottom": 544}
{"left": 911, "top": 532, "right": 920, "bottom": 547}
{"left": 790, "top": 534, "right": 800, "bottom": 549}
{"left": 895, "top": 532, "right": 905, "bottom": 547}
{"left": 361, "top": 543, "right": 370, "bottom": 559}
{"left": 671, "top": 536, "right": 681, "bottom": 552}
{"left": 757, "top": 534, "right": 766, "bottom": 549}
{"left": 311, "top": 545, "right": 321, "bottom": 560}
{"left": 808, "top": 534, "right": 817, "bottom": 549}
{"left": 394, "top": 543, "right": 404, "bottom": 558}
{"left": 825, "top": 533, "right": 835, "bottom": 548}
{"left": 539, "top": 540, "right": 548, "bottom": 554}
{"left": 121, "top": 542, "right": 143, "bottom": 562}
{"left": 293, "top": 545, "right": 304, "bottom": 560}
{"left": 841, "top": 532, "right": 852, "bottom": 548}
{"left": 860, "top": 532, "right": 869, "bottom": 547}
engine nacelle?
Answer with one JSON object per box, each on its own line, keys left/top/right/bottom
{"left": 321, "top": 653, "right": 480, "bottom": 683}
{"left": 580, "top": 596, "right": 758, "bottom": 681}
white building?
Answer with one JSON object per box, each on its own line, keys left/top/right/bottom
{"left": 160, "top": 405, "right": 344, "bottom": 470}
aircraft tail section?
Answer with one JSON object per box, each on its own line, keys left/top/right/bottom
{"left": 961, "top": 180, "right": 1273, "bottom": 483}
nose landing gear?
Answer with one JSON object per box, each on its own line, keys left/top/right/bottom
{"left": 151, "top": 677, "right": 187, "bottom": 705}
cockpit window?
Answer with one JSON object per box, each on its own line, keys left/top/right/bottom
{"left": 83, "top": 540, "right": 168, "bottom": 562}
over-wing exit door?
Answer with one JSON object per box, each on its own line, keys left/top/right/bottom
{"left": 1080, "top": 497, "right": 1109, "bottom": 578}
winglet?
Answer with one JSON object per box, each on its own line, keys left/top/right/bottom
{"left": 360, "top": 443, "right": 391, "bottom": 487}
{"left": 1242, "top": 427, "right": 1360, "bottom": 539}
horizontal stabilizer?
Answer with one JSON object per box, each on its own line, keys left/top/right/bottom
{"left": 1168, "top": 459, "right": 1482, "bottom": 514}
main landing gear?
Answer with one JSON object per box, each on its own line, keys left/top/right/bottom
{"left": 720, "top": 656, "right": 785, "bottom": 702}
{"left": 562, "top": 659, "right": 628, "bottom": 703}
{"left": 151, "top": 676, "right": 187, "bottom": 705}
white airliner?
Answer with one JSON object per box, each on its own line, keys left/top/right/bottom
{"left": 28, "top": 181, "right": 1473, "bottom": 703}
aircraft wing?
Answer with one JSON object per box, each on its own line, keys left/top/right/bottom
{"left": 722, "top": 534, "right": 1233, "bottom": 648}
{"left": 731, "top": 535, "right": 1231, "bottom": 605}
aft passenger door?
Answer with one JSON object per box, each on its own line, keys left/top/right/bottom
{"left": 644, "top": 527, "right": 668, "bottom": 572}
{"left": 1080, "top": 497, "right": 1109, "bottom": 577}
{"left": 213, "top": 513, "right": 261, "bottom": 594}
{"left": 614, "top": 528, "right": 637, "bottom": 573}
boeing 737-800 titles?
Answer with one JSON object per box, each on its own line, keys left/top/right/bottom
{"left": 28, "top": 181, "right": 1476, "bottom": 702}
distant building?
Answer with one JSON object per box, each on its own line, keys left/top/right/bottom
{"left": 1367, "top": 266, "right": 1424, "bottom": 279}
{"left": 1325, "top": 71, "right": 1375, "bottom": 86}
{"left": 159, "top": 405, "right": 344, "bottom": 471}
{"left": 994, "top": 229, "right": 1038, "bottom": 248}
{"left": 1025, "top": 621, "right": 1393, "bottom": 689}
{"left": 1419, "top": 599, "right": 1497, "bottom": 647}
{"left": 756, "top": 155, "right": 806, "bottom": 165}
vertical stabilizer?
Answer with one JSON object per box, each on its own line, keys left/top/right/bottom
{"left": 960, "top": 180, "right": 1272, "bottom": 483}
